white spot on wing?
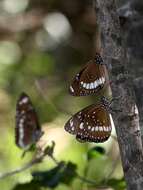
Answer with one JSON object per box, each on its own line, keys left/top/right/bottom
{"left": 91, "top": 127, "right": 94, "bottom": 131}
{"left": 70, "top": 86, "right": 74, "bottom": 93}
{"left": 19, "top": 123, "right": 23, "bottom": 128}
{"left": 86, "top": 83, "right": 90, "bottom": 89}
{"left": 99, "top": 126, "right": 103, "bottom": 131}
{"left": 94, "top": 81, "right": 97, "bottom": 88}
{"left": 83, "top": 83, "right": 86, "bottom": 88}
{"left": 88, "top": 126, "right": 91, "bottom": 130}
{"left": 79, "top": 122, "right": 84, "bottom": 129}
{"left": 19, "top": 97, "right": 29, "bottom": 105}
{"left": 91, "top": 82, "right": 94, "bottom": 89}
{"left": 95, "top": 126, "right": 98, "bottom": 131}
{"left": 99, "top": 78, "right": 102, "bottom": 84}
{"left": 70, "top": 119, "right": 73, "bottom": 127}
{"left": 20, "top": 118, "right": 24, "bottom": 124}
{"left": 104, "top": 126, "right": 106, "bottom": 131}
{"left": 18, "top": 121, "right": 25, "bottom": 148}
{"left": 102, "top": 77, "right": 105, "bottom": 83}
{"left": 71, "top": 127, "right": 75, "bottom": 131}
{"left": 89, "top": 83, "right": 92, "bottom": 89}
{"left": 97, "top": 79, "right": 100, "bottom": 85}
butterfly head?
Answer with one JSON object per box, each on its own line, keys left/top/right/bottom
{"left": 100, "top": 96, "right": 111, "bottom": 109}
{"left": 94, "top": 53, "right": 103, "bottom": 65}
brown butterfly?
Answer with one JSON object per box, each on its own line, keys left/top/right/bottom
{"left": 64, "top": 97, "right": 112, "bottom": 143}
{"left": 69, "top": 53, "right": 109, "bottom": 96}
{"left": 15, "top": 92, "right": 43, "bottom": 149}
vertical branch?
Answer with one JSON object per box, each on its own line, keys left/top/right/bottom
{"left": 93, "top": 23, "right": 102, "bottom": 54}
{"left": 94, "top": 0, "right": 143, "bottom": 189}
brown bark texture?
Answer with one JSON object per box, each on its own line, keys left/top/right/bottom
{"left": 94, "top": 0, "right": 143, "bottom": 189}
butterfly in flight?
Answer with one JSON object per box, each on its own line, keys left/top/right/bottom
{"left": 69, "top": 53, "right": 109, "bottom": 96}
{"left": 15, "top": 92, "right": 43, "bottom": 150}
{"left": 64, "top": 97, "right": 112, "bottom": 143}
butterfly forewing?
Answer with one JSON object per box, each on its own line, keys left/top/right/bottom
{"left": 64, "top": 104, "right": 112, "bottom": 143}
{"left": 15, "top": 92, "right": 42, "bottom": 149}
{"left": 69, "top": 54, "right": 108, "bottom": 96}
{"left": 64, "top": 105, "right": 91, "bottom": 135}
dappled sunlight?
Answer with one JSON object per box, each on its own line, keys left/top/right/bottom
{"left": 37, "top": 117, "right": 71, "bottom": 156}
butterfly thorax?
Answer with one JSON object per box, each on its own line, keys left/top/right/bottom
{"left": 100, "top": 96, "right": 111, "bottom": 111}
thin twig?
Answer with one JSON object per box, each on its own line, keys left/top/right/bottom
{"left": 49, "top": 154, "right": 59, "bottom": 165}
{"left": 0, "top": 154, "right": 43, "bottom": 180}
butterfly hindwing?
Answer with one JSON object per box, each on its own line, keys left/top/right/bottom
{"left": 64, "top": 104, "right": 112, "bottom": 143}
{"left": 69, "top": 53, "right": 108, "bottom": 96}
{"left": 15, "top": 92, "right": 42, "bottom": 149}
{"left": 76, "top": 105, "right": 112, "bottom": 143}
{"left": 64, "top": 105, "right": 91, "bottom": 135}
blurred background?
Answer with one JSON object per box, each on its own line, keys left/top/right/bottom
{"left": 0, "top": 0, "right": 142, "bottom": 189}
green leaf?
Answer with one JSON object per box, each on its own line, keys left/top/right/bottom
{"left": 12, "top": 181, "right": 40, "bottom": 190}
{"left": 60, "top": 161, "right": 77, "bottom": 185}
{"left": 107, "top": 178, "right": 126, "bottom": 190}
{"left": 87, "top": 146, "right": 106, "bottom": 161}
{"left": 32, "top": 161, "right": 65, "bottom": 188}
{"left": 32, "top": 161, "right": 77, "bottom": 188}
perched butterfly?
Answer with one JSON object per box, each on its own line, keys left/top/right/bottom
{"left": 64, "top": 97, "right": 112, "bottom": 143}
{"left": 15, "top": 92, "right": 43, "bottom": 149}
{"left": 69, "top": 53, "right": 109, "bottom": 96}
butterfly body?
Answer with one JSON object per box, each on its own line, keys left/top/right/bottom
{"left": 64, "top": 98, "right": 112, "bottom": 143}
{"left": 15, "top": 92, "right": 43, "bottom": 149}
{"left": 69, "top": 53, "right": 109, "bottom": 96}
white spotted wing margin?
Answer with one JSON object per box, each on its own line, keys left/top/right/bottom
{"left": 64, "top": 104, "right": 112, "bottom": 143}
{"left": 15, "top": 92, "right": 43, "bottom": 150}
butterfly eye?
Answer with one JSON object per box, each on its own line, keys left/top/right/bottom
{"left": 15, "top": 92, "right": 43, "bottom": 149}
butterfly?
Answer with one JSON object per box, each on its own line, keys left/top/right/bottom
{"left": 64, "top": 97, "right": 112, "bottom": 143}
{"left": 15, "top": 92, "right": 43, "bottom": 149}
{"left": 69, "top": 53, "right": 109, "bottom": 96}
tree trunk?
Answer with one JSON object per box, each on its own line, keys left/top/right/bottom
{"left": 94, "top": 0, "right": 143, "bottom": 189}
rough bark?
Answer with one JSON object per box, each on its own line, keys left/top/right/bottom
{"left": 94, "top": 0, "right": 143, "bottom": 189}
